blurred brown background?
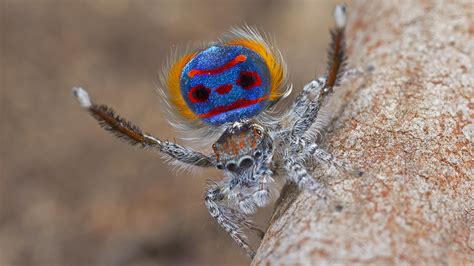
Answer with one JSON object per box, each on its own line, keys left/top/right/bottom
{"left": 1, "top": 0, "right": 338, "bottom": 265}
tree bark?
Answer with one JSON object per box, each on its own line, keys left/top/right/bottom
{"left": 253, "top": 0, "right": 473, "bottom": 264}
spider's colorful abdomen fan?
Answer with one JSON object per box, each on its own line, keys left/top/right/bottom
{"left": 166, "top": 30, "right": 287, "bottom": 126}
{"left": 181, "top": 45, "right": 271, "bottom": 125}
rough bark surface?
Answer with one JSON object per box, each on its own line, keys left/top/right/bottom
{"left": 253, "top": 0, "right": 473, "bottom": 265}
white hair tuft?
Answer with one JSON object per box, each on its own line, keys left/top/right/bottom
{"left": 72, "top": 86, "right": 92, "bottom": 108}
{"left": 334, "top": 5, "right": 347, "bottom": 29}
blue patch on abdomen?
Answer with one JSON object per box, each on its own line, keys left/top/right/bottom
{"left": 180, "top": 45, "right": 271, "bottom": 125}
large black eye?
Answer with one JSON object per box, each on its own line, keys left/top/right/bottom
{"left": 238, "top": 156, "right": 254, "bottom": 169}
{"left": 237, "top": 71, "right": 261, "bottom": 90}
{"left": 226, "top": 162, "right": 238, "bottom": 172}
{"left": 188, "top": 85, "right": 210, "bottom": 103}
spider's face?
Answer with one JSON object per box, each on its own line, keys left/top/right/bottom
{"left": 180, "top": 45, "right": 272, "bottom": 125}
{"left": 212, "top": 123, "right": 272, "bottom": 173}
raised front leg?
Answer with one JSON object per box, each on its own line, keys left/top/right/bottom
{"left": 73, "top": 87, "right": 215, "bottom": 168}
{"left": 289, "top": 5, "right": 348, "bottom": 138}
{"left": 204, "top": 185, "right": 262, "bottom": 259}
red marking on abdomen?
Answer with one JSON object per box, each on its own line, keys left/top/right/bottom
{"left": 237, "top": 71, "right": 262, "bottom": 90}
{"left": 188, "top": 85, "right": 210, "bottom": 103}
{"left": 215, "top": 84, "right": 233, "bottom": 95}
{"left": 188, "top": 55, "right": 247, "bottom": 78}
{"left": 198, "top": 96, "right": 267, "bottom": 118}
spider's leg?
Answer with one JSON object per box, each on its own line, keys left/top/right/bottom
{"left": 284, "top": 158, "right": 323, "bottom": 191}
{"left": 205, "top": 185, "right": 261, "bottom": 259}
{"left": 289, "top": 79, "right": 327, "bottom": 137}
{"left": 289, "top": 5, "right": 348, "bottom": 137}
{"left": 73, "top": 87, "right": 215, "bottom": 168}
{"left": 343, "top": 65, "right": 374, "bottom": 78}
{"left": 304, "top": 143, "right": 363, "bottom": 177}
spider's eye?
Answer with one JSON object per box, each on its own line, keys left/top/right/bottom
{"left": 255, "top": 129, "right": 262, "bottom": 135}
{"left": 225, "top": 162, "right": 238, "bottom": 172}
{"left": 216, "top": 163, "right": 224, "bottom": 170}
{"left": 238, "top": 157, "right": 254, "bottom": 169}
{"left": 188, "top": 85, "right": 210, "bottom": 103}
{"left": 237, "top": 71, "right": 261, "bottom": 90}
{"left": 254, "top": 150, "right": 262, "bottom": 158}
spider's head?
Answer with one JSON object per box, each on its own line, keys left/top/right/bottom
{"left": 212, "top": 122, "right": 272, "bottom": 173}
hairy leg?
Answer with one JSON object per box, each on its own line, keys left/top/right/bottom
{"left": 304, "top": 143, "right": 363, "bottom": 177}
{"left": 73, "top": 87, "right": 215, "bottom": 167}
{"left": 284, "top": 158, "right": 324, "bottom": 191}
{"left": 205, "top": 185, "right": 263, "bottom": 258}
{"left": 288, "top": 5, "right": 348, "bottom": 138}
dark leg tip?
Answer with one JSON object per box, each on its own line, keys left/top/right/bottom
{"left": 249, "top": 251, "right": 256, "bottom": 260}
{"left": 255, "top": 229, "right": 265, "bottom": 239}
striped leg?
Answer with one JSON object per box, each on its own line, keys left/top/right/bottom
{"left": 304, "top": 143, "right": 363, "bottom": 177}
{"left": 205, "top": 186, "right": 261, "bottom": 259}
{"left": 73, "top": 87, "right": 215, "bottom": 168}
{"left": 284, "top": 158, "right": 323, "bottom": 191}
{"left": 289, "top": 5, "right": 348, "bottom": 138}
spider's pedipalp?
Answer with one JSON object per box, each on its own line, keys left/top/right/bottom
{"left": 235, "top": 167, "right": 274, "bottom": 213}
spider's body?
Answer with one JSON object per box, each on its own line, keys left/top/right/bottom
{"left": 73, "top": 5, "right": 361, "bottom": 259}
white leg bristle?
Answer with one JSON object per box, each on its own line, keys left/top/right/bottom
{"left": 334, "top": 5, "right": 347, "bottom": 29}
{"left": 72, "top": 86, "right": 92, "bottom": 108}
